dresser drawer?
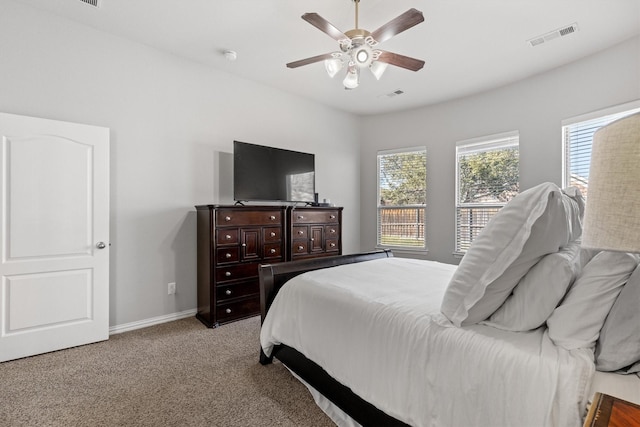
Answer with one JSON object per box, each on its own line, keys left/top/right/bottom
{"left": 216, "top": 296, "right": 260, "bottom": 323}
{"left": 216, "top": 228, "right": 239, "bottom": 245}
{"left": 216, "top": 247, "right": 239, "bottom": 264}
{"left": 216, "top": 209, "right": 282, "bottom": 227}
{"left": 215, "top": 262, "right": 259, "bottom": 283}
{"left": 291, "top": 210, "right": 339, "bottom": 224}
{"left": 216, "top": 280, "right": 259, "bottom": 301}
{"left": 263, "top": 243, "right": 283, "bottom": 260}
{"left": 292, "top": 226, "right": 307, "bottom": 239}
{"left": 263, "top": 227, "right": 281, "bottom": 242}
{"left": 292, "top": 241, "right": 308, "bottom": 255}
{"left": 326, "top": 239, "right": 339, "bottom": 252}
{"left": 325, "top": 225, "right": 339, "bottom": 238}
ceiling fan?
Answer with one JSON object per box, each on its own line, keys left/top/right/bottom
{"left": 286, "top": 0, "right": 425, "bottom": 90}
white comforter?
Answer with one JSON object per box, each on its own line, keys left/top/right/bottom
{"left": 260, "top": 258, "right": 596, "bottom": 427}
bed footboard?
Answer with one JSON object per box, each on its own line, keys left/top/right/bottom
{"left": 258, "top": 249, "right": 393, "bottom": 324}
{"left": 257, "top": 249, "right": 408, "bottom": 426}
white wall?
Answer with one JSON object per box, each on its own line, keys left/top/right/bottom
{"left": 360, "top": 36, "right": 640, "bottom": 264}
{"left": 0, "top": 1, "right": 361, "bottom": 327}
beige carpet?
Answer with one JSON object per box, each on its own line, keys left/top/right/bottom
{"left": 0, "top": 316, "right": 336, "bottom": 427}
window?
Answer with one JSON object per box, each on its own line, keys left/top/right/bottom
{"left": 455, "top": 132, "right": 519, "bottom": 254}
{"left": 377, "top": 147, "right": 427, "bottom": 250}
{"left": 563, "top": 101, "right": 640, "bottom": 197}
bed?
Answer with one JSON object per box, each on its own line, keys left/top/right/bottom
{"left": 258, "top": 183, "right": 640, "bottom": 427}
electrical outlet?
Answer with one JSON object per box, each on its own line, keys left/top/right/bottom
{"left": 168, "top": 282, "right": 176, "bottom": 295}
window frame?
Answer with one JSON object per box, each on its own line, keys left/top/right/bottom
{"left": 562, "top": 100, "right": 640, "bottom": 192}
{"left": 454, "top": 131, "right": 520, "bottom": 256}
{"left": 376, "top": 146, "right": 428, "bottom": 252}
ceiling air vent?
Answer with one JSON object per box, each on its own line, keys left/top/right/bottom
{"left": 79, "top": 0, "right": 100, "bottom": 8}
{"left": 379, "top": 89, "right": 405, "bottom": 99}
{"left": 527, "top": 23, "right": 578, "bottom": 47}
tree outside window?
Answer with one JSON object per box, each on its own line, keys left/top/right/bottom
{"left": 456, "top": 133, "right": 519, "bottom": 254}
{"left": 377, "top": 148, "right": 427, "bottom": 250}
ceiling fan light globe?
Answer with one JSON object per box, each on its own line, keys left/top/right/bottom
{"left": 353, "top": 45, "right": 373, "bottom": 68}
{"left": 356, "top": 49, "right": 368, "bottom": 63}
{"left": 343, "top": 67, "right": 359, "bottom": 89}
{"left": 324, "top": 58, "right": 344, "bottom": 78}
{"left": 370, "top": 61, "right": 388, "bottom": 80}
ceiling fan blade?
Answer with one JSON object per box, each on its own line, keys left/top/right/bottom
{"left": 302, "top": 13, "right": 349, "bottom": 42}
{"left": 370, "top": 8, "right": 424, "bottom": 44}
{"left": 286, "top": 53, "right": 335, "bottom": 69}
{"left": 377, "top": 51, "right": 425, "bottom": 72}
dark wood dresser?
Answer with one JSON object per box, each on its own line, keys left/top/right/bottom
{"left": 288, "top": 206, "right": 342, "bottom": 260}
{"left": 195, "top": 205, "right": 343, "bottom": 327}
{"left": 195, "top": 205, "right": 286, "bottom": 327}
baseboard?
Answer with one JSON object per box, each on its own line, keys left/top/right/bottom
{"left": 109, "top": 309, "right": 197, "bottom": 335}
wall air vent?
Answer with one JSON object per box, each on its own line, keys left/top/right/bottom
{"left": 79, "top": 0, "right": 100, "bottom": 8}
{"left": 527, "top": 22, "right": 579, "bottom": 47}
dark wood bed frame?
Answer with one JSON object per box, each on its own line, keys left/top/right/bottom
{"left": 258, "top": 249, "right": 411, "bottom": 427}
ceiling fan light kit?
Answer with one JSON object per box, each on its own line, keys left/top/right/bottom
{"left": 287, "top": 0, "right": 426, "bottom": 90}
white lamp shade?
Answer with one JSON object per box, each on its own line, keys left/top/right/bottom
{"left": 582, "top": 112, "right": 640, "bottom": 252}
{"left": 324, "top": 57, "right": 343, "bottom": 78}
{"left": 370, "top": 61, "right": 388, "bottom": 80}
{"left": 343, "top": 66, "right": 359, "bottom": 89}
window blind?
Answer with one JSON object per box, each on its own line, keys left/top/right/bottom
{"left": 377, "top": 148, "right": 427, "bottom": 250}
{"left": 455, "top": 133, "right": 519, "bottom": 254}
{"left": 563, "top": 107, "right": 640, "bottom": 197}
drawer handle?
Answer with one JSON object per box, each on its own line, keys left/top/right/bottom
{"left": 242, "top": 243, "right": 247, "bottom": 247}
{"left": 298, "top": 230, "right": 304, "bottom": 235}
{"left": 270, "top": 215, "right": 276, "bottom": 220}
{"left": 330, "top": 243, "right": 336, "bottom": 248}
{"left": 225, "top": 253, "right": 232, "bottom": 258}
{"left": 298, "top": 245, "right": 304, "bottom": 250}
{"left": 270, "top": 248, "right": 276, "bottom": 254}
{"left": 329, "top": 215, "right": 335, "bottom": 219}
{"left": 225, "top": 234, "right": 232, "bottom": 240}
{"left": 310, "top": 238, "right": 314, "bottom": 241}
{"left": 225, "top": 216, "right": 231, "bottom": 221}
{"left": 225, "top": 271, "right": 231, "bottom": 277}
{"left": 330, "top": 229, "right": 336, "bottom": 233}
{"left": 225, "top": 289, "right": 232, "bottom": 296}
{"left": 225, "top": 308, "right": 232, "bottom": 314}
{"left": 270, "top": 232, "right": 276, "bottom": 237}
{"left": 298, "top": 215, "right": 304, "bottom": 220}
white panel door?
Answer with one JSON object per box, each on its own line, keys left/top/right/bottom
{"left": 0, "top": 112, "right": 109, "bottom": 362}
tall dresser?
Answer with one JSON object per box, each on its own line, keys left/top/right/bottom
{"left": 195, "top": 205, "right": 286, "bottom": 327}
{"left": 195, "top": 205, "right": 343, "bottom": 327}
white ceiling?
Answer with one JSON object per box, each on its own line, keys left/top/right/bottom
{"left": 18, "top": 0, "right": 640, "bottom": 116}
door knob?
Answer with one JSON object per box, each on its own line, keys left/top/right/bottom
{"left": 96, "top": 242, "right": 107, "bottom": 249}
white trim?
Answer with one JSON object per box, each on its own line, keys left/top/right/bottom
{"left": 561, "top": 100, "right": 640, "bottom": 188}
{"left": 376, "top": 146, "right": 428, "bottom": 251}
{"left": 454, "top": 131, "right": 520, "bottom": 254}
{"left": 455, "top": 130, "right": 519, "bottom": 148}
{"left": 376, "top": 246, "right": 429, "bottom": 254}
{"left": 561, "top": 99, "right": 640, "bottom": 126}
{"left": 377, "top": 146, "right": 426, "bottom": 156}
{"left": 109, "top": 309, "right": 197, "bottom": 335}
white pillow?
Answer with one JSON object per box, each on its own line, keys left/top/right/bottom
{"left": 441, "top": 182, "right": 572, "bottom": 327}
{"left": 595, "top": 264, "right": 640, "bottom": 371}
{"left": 547, "top": 251, "right": 639, "bottom": 350}
{"left": 483, "top": 243, "right": 595, "bottom": 331}
{"left": 561, "top": 186, "right": 585, "bottom": 242}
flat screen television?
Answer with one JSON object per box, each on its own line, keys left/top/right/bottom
{"left": 233, "top": 141, "right": 315, "bottom": 203}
